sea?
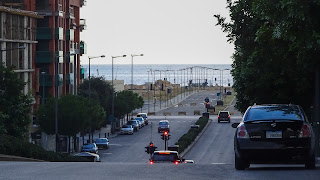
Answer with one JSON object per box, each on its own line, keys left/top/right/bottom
{"left": 81, "top": 64, "right": 233, "bottom": 86}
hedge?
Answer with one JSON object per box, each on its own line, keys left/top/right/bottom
{"left": 175, "top": 116, "right": 209, "bottom": 153}
{"left": 0, "top": 135, "right": 89, "bottom": 162}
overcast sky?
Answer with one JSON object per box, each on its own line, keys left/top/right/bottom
{"left": 80, "top": 0, "right": 234, "bottom": 64}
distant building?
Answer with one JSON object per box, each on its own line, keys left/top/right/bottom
{"left": 106, "top": 80, "right": 124, "bottom": 92}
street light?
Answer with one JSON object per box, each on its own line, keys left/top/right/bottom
{"left": 88, "top": 55, "right": 105, "bottom": 143}
{"left": 111, "top": 55, "right": 126, "bottom": 134}
{"left": 131, "top": 54, "right": 143, "bottom": 90}
{"left": 88, "top": 55, "right": 105, "bottom": 100}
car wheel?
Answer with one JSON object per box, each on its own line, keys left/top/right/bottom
{"left": 305, "top": 152, "right": 315, "bottom": 169}
{"left": 235, "top": 154, "right": 248, "bottom": 170}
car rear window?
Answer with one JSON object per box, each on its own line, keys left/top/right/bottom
{"left": 153, "top": 154, "right": 177, "bottom": 161}
{"left": 159, "top": 121, "right": 168, "bottom": 125}
{"left": 219, "top": 112, "right": 229, "bottom": 117}
{"left": 245, "top": 106, "right": 303, "bottom": 121}
{"left": 95, "top": 139, "right": 107, "bottom": 143}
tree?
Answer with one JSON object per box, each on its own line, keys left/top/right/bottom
{"left": 79, "top": 76, "right": 113, "bottom": 121}
{"left": 114, "top": 90, "right": 144, "bottom": 119}
{"left": 215, "top": 0, "right": 320, "bottom": 115}
{"left": 0, "top": 63, "right": 32, "bottom": 138}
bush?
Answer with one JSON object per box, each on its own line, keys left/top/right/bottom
{"left": 0, "top": 135, "right": 89, "bottom": 162}
{"left": 175, "top": 116, "right": 209, "bottom": 153}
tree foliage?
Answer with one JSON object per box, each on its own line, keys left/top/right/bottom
{"left": 0, "top": 64, "right": 32, "bottom": 138}
{"left": 215, "top": 0, "right": 320, "bottom": 114}
{"left": 114, "top": 90, "right": 144, "bottom": 118}
{"left": 37, "top": 95, "right": 105, "bottom": 136}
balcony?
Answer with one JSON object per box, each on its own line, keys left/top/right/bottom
{"left": 55, "top": 27, "right": 63, "bottom": 40}
{"left": 36, "top": 27, "right": 52, "bottom": 40}
{"left": 79, "top": 19, "right": 87, "bottom": 31}
{"left": 66, "top": 29, "right": 74, "bottom": 41}
{"left": 35, "top": 51, "right": 53, "bottom": 63}
{"left": 80, "top": 41, "right": 87, "bottom": 55}
{"left": 81, "top": 0, "right": 87, "bottom": 7}
{"left": 66, "top": 7, "right": 75, "bottom": 19}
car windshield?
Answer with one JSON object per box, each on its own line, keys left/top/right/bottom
{"left": 122, "top": 125, "right": 131, "bottom": 128}
{"left": 159, "top": 122, "right": 168, "bottom": 125}
{"left": 95, "top": 139, "right": 107, "bottom": 143}
{"left": 153, "top": 153, "right": 178, "bottom": 161}
{"left": 134, "top": 118, "right": 143, "bottom": 121}
{"left": 245, "top": 106, "right": 303, "bottom": 121}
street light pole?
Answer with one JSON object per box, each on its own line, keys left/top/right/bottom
{"left": 88, "top": 55, "right": 105, "bottom": 143}
{"left": 131, "top": 54, "right": 143, "bottom": 90}
{"left": 55, "top": 55, "right": 59, "bottom": 152}
{"left": 111, "top": 55, "right": 126, "bottom": 134}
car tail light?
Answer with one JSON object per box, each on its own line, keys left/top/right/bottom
{"left": 299, "top": 123, "right": 311, "bottom": 138}
{"left": 237, "top": 124, "right": 249, "bottom": 138}
{"left": 150, "top": 161, "right": 153, "bottom": 164}
{"left": 174, "top": 161, "right": 179, "bottom": 165}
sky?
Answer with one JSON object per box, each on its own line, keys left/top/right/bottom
{"left": 80, "top": 0, "right": 234, "bottom": 65}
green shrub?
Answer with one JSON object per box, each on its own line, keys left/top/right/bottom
{"left": 0, "top": 135, "right": 88, "bottom": 162}
{"left": 175, "top": 116, "right": 209, "bottom": 153}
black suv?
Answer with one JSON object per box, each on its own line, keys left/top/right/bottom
{"left": 218, "top": 111, "right": 230, "bottom": 123}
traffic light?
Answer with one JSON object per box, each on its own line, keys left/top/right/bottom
{"left": 161, "top": 134, "right": 165, "bottom": 140}
{"left": 205, "top": 97, "right": 209, "bottom": 102}
{"left": 206, "top": 102, "right": 210, "bottom": 108}
{"left": 161, "top": 131, "right": 170, "bottom": 140}
{"left": 149, "top": 143, "right": 157, "bottom": 154}
{"left": 145, "top": 146, "right": 150, "bottom": 154}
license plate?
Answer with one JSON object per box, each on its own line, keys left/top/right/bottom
{"left": 266, "top": 131, "right": 282, "bottom": 138}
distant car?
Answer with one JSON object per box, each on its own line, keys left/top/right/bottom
{"left": 158, "top": 120, "right": 170, "bottom": 133}
{"left": 218, "top": 111, "right": 230, "bottom": 123}
{"left": 149, "top": 151, "right": 193, "bottom": 164}
{"left": 127, "top": 120, "right": 140, "bottom": 131}
{"left": 120, "top": 125, "right": 134, "bottom": 135}
{"left": 134, "top": 117, "right": 145, "bottom": 127}
{"left": 81, "top": 143, "right": 98, "bottom": 154}
{"left": 94, "top": 138, "right": 109, "bottom": 149}
{"left": 137, "top": 113, "right": 148, "bottom": 125}
{"left": 74, "top": 152, "right": 100, "bottom": 162}
{"left": 232, "top": 104, "right": 315, "bottom": 170}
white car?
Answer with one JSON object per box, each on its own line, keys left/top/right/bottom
{"left": 137, "top": 113, "right": 148, "bottom": 125}
{"left": 120, "top": 125, "right": 134, "bottom": 135}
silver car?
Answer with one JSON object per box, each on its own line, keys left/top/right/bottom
{"left": 120, "top": 125, "right": 134, "bottom": 135}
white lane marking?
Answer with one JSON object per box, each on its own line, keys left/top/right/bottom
{"left": 211, "top": 163, "right": 227, "bottom": 165}
{"left": 109, "top": 144, "right": 123, "bottom": 146}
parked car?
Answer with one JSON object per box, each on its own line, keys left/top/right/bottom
{"left": 158, "top": 120, "right": 170, "bottom": 133}
{"left": 137, "top": 113, "right": 148, "bottom": 125}
{"left": 74, "top": 152, "right": 100, "bottom": 162}
{"left": 232, "top": 104, "right": 315, "bottom": 170}
{"left": 120, "top": 125, "right": 134, "bottom": 135}
{"left": 94, "top": 138, "right": 109, "bottom": 149}
{"left": 134, "top": 117, "right": 145, "bottom": 127}
{"left": 218, "top": 111, "right": 230, "bottom": 123}
{"left": 127, "top": 120, "right": 140, "bottom": 131}
{"left": 81, "top": 143, "right": 98, "bottom": 154}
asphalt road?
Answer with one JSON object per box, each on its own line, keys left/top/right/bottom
{"left": 1, "top": 91, "right": 319, "bottom": 179}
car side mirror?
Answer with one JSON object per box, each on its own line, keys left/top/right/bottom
{"left": 231, "top": 123, "right": 239, "bottom": 128}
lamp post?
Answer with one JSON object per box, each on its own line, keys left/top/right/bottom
{"left": 88, "top": 55, "right": 105, "bottom": 143}
{"left": 111, "top": 55, "right": 126, "bottom": 134}
{"left": 88, "top": 55, "right": 105, "bottom": 100}
{"left": 131, "top": 54, "right": 143, "bottom": 90}
{"left": 41, "top": 72, "right": 46, "bottom": 104}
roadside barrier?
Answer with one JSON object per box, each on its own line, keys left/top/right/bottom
{"left": 163, "top": 112, "right": 171, "bottom": 116}
{"left": 178, "top": 112, "right": 187, "bottom": 115}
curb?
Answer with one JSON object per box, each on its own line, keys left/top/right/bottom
{"left": 180, "top": 118, "right": 212, "bottom": 157}
{"left": 0, "top": 154, "right": 45, "bottom": 162}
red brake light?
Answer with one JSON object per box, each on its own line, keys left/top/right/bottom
{"left": 174, "top": 161, "right": 179, "bottom": 165}
{"left": 299, "top": 123, "right": 311, "bottom": 138}
{"left": 237, "top": 124, "right": 249, "bottom": 138}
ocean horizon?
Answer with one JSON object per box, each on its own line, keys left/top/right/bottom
{"left": 81, "top": 64, "right": 233, "bottom": 86}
